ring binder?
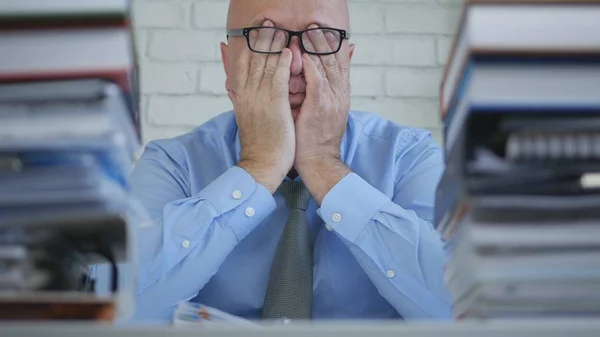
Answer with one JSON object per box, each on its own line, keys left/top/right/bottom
{"left": 506, "top": 132, "right": 600, "bottom": 162}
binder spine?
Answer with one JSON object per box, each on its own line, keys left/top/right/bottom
{"left": 506, "top": 132, "right": 600, "bottom": 162}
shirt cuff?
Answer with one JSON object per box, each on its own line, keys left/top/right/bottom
{"left": 317, "top": 172, "right": 391, "bottom": 244}
{"left": 197, "top": 165, "right": 277, "bottom": 241}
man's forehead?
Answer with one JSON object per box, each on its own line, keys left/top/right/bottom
{"left": 227, "top": 0, "right": 349, "bottom": 30}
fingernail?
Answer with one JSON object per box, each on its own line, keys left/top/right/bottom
{"left": 263, "top": 19, "right": 273, "bottom": 26}
{"left": 308, "top": 24, "right": 319, "bottom": 29}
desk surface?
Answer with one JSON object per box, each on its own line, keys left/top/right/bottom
{"left": 2, "top": 318, "right": 600, "bottom": 337}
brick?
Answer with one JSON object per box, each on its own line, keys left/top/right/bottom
{"left": 133, "top": 29, "right": 148, "bottom": 59}
{"left": 385, "top": 4, "right": 460, "bottom": 34}
{"left": 436, "top": 0, "right": 465, "bottom": 7}
{"left": 199, "top": 63, "right": 227, "bottom": 95}
{"left": 139, "top": 95, "right": 149, "bottom": 122}
{"left": 148, "top": 95, "right": 233, "bottom": 126}
{"left": 436, "top": 35, "right": 454, "bottom": 66}
{"left": 141, "top": 124, "right": 193, "bottom": 145}
{"left": 363, "top": 0, "right": 436, "bottom": 3}
{"left": 385, "top": 67, "right": 443, "bottom": 98}
{"left": 350, "top": 66, "right": 383, "bottom": 97}
{"left": 350, "top": 36, "right": 389, "bottom": 65}
{"left": 350, "top": 36, "right": 436, "bottom": 66}
{"left": 388, "top": 37, "right": 437, "bottom": 66}
{"left": 425, "top": 127, "right": 444, "bottom": 146}
{"left": 349, "top": 4, "right": 385, "bottom": 34}
{"left": 193, "top": 1, "right": 229, "bottom": 29}
{"left": 140, "top": 62, "right": 198, "bottom": 94}
{"left": 132, "top": 0, "right": 187, "bottom": 28}
{"left": 353, "top": 0, "right": 436, "bottom": 3}
{"left": 351, "top": 97, "right": 441, "bottom": 129}
{"left": 149, "top": 30, "right": 223, "bottom": 61}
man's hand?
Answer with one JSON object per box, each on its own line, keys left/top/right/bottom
{"left": 232, "top": 20, "right": 295, "bottom": 194}
{"left": 294, "top": 24, "right": 352, "bottom": 204}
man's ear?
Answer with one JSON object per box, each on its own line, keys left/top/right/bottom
{"left": 220, "top": 42, "right": 231, "bottom": 91}
{"left": 348, "top": 43, "right": 355, "bottom": 62}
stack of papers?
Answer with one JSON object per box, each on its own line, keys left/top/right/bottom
{"left": 436, "top": 0, "right": 600, "bottom": 320}
{"left": 440, "top": 200, "right": 600, "bottom": 319}
{"left": 0, "top": 0, "right": 140, "bottom": 321}
{"left": 173, "top": 302, "right": 261, "bottom": 328}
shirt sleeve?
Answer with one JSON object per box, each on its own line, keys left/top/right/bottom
{"left": 125, "top": 141, "right": 277, "bottom": 322}
{"left": 316, "top": 136, "right": 453, "bottom": 320}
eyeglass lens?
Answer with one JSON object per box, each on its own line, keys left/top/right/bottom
{"left": 248, "top": 27, "right": 342, "bottom": 54}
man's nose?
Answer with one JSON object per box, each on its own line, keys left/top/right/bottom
{"left": 288, "top": 36, "right": 304, "bottom": 76}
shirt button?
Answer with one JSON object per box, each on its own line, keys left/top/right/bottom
{"left": 325, "top": 223, "right": 333, "bottom": 232}
{"left": 331, "top": 213, "right": 342, "bottom": 223}
{"left": 182, "top": 240, "right": 190, "bottom": 248}
{"left": 232, "top": 189, "right": 243, "bottom": 200}
{"left": 245, "top": 207, "right": 255, "bottom": 217}
{"left": 386, "top": 269, "right": 395, "bottom": 278}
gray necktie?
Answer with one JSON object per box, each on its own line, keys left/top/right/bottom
{"left": 261, "top": 180, "right": 313, "bottom": 320}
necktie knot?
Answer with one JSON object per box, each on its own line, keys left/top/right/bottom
{"left": 277, "top": 180, "right": 311, "bottom": 210}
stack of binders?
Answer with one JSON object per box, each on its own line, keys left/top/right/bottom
{"left": 436, "top": 0, "right": 600, "bottom": 319}
{"left": 0, "top": 0, "right": 140, "bottom": 321}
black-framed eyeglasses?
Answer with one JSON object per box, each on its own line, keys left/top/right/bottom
{"left": 226, "top": 26, "right": 350, "bottom": 56}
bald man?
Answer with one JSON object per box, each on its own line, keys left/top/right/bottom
{"left": 128, "top": 0, "right": 452, "bottom": 323}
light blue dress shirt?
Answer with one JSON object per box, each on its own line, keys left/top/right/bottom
{"left": 126, "top": 110, "right": 452, "bottom": 323}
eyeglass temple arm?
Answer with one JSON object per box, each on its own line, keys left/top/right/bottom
{"left": 226, "top": 28, "right": 245, "bottom": 38}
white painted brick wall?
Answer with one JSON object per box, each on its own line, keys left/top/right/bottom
{"left": 132, "top": 0, "right": 463, "bottom": 146}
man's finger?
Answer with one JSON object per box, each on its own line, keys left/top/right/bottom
{"left": 262, "top": 29, "right": 288, "bottom": 89}
{"left": 247, "top": 20, "right": 276, "bottom": 89}
{"left": 304, "top": 25, "right": 340, "bottom": 88}
{"left": 324, "top": 30, "right": 341, "bottom": 51}
{"left": 271, "top": 48, "right": 293, "bottom": 100}
{"left": 302, "top": 53, "right": 325, "bottom": 100}
{"left": 228, "top": 89, "right": 237, "bottom": 105}
{"left": 301, "top": 34, "right": 328, "bottom": 82}
{"left": 249, "top": 27, "right": 259, "bottom": 50}
{"left": 234, "top": 43, "right": 251, "bottom": 92}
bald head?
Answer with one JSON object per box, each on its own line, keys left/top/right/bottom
{"left": 226, "top": 0, "right": 350, "bottom": 31}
